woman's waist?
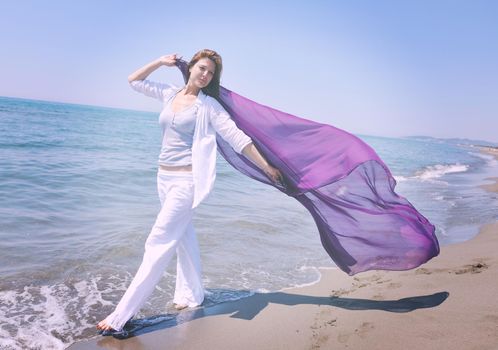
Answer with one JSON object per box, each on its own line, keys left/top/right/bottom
{"left": 158, "top": 164, "right": 192, "bottom": 172}
{"left": 159, "top": 146, "right": 192, "bottom": 168}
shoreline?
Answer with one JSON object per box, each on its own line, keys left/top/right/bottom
{"left": 68, "top": 154, "right": 498, "bottom": 349}
{"left": 68, "top": 222, "right": 498, "bottom": 350}
{"left": 474, "top": 144, "right": 498, "bottom": 155}
{"left": 477, "top": 145, "right": 498, "bottom": 194}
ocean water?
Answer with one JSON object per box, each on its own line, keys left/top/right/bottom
{"left": 1, "top": 96, "right": 497, "bottom": 349}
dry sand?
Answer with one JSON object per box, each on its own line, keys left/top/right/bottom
{"left": 475, "top": 145, "right": 498, "bottom": 158}
{"left": 69, "top": 152, "right": 498, "bottom": 350}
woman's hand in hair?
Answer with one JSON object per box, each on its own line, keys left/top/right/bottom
{"left": 158, "top": 54, "right": 181, "bottom": 67}
{"left": 128, "top": 54, "right": 181, "bottom": 82}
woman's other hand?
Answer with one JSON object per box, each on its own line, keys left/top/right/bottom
{"left": 264, "top": 165, "right": 283, "bottom": 185}
{"left": 241, "top": 143, "right": 284, "bottom": 186}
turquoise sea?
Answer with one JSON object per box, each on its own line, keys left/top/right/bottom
{"left": 1, "top": 96, "right": 497, "bottom": 349}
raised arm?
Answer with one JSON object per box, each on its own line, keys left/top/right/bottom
{"left": 128, "top": 54, "right": 180, "bottom": 82}
{"left": 128, "top": 54, "right": 181, "bottom": 101}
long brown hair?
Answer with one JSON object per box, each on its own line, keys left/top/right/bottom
{"left": 187, "top": 49, "right": 223, "bottom": 98}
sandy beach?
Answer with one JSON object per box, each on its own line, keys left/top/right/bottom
{"left": 68, "top": 151, "right": 498, "bottom": 350}
{"left": 475, "top": 145, "right": 498, "bottom": 158}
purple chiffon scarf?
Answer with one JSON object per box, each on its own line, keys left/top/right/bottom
{"left": 176, "top": 60, "right": 439, "bottom": 276}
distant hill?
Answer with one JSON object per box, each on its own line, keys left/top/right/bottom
{"left": 404, "top": 136, "right": 498, "bottom": 148}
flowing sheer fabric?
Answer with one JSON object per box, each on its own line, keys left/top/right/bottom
{"left": 176, "top": 60, "right": 439, "bottom": 276}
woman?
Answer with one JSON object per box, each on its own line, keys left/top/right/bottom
{"left": 97, "top": 49, "right": 282, "bottom": 332}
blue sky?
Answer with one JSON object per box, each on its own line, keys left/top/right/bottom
{"left": 1, "top": 0, "right": 497, "bottom": 142}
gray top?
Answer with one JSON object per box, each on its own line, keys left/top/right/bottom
{"left": 158, "top": 92, "right": 197, "bottom": 166}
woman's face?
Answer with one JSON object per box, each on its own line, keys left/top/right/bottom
{"left": 189, "top": 57, "right": 216, "bottom": 89}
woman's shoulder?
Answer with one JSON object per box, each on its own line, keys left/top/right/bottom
{"left": 200, "top": 93, "right": 222, "bottom": 110}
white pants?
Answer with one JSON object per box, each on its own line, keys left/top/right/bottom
{"left": 103, "top": 169, "right": 204, "bottom": 331}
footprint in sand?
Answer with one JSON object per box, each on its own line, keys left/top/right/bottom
{"left": 331, "top": 274, "right": 393, "bottom": 297}
{"left": 415, "top": 267, "right": 448, "bottom": 274}
{"left": 416, "top": 261, "right": 489, "bottom": 275}
{"left": 355, "top": 322, "right": 375, "bottom": 339}
{"left": 353, "top": 274, "right": 383, "bottom": 283}
{"left": 337, "top": 332, "right": 350, "bottom": 344}
{"left": 454, "top": 262, "right": 488, "bottom": 274}
{"left": 481, "top": 314, "right": 498, "bottom": 322}
{"left": 351, "top": 274, "right": 386, "bottom": 289}
{"left": 310, "top": 314, "right": 337, "bottom": 349}
{"left": 376, "top": 279, "right": 391, "bottom": 284}
{"left": 330, "top": 288, "right": 351, "bottom": 297}
{"left": 372, "top": 293, "right": 384, "bottom": 300}
{"left": 337, "top": 322, "right": 375, "bottom": 343}
{"left": 386, "top": 282, "right": 402, "bottom": 289}
{"left": 415, "top": 267, "right": 432, "bottom": 275}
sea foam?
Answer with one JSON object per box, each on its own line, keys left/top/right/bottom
{"left": 415, "top": 163, "right": 469, "bottom": 180}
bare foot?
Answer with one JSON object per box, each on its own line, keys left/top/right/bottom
{"left": 173, "top": 303, "right": 188, "bottom": 311}
{"left": 96, "top": 320, "right": 115, "bottom": 332}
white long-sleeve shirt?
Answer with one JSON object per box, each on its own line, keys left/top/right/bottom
{"left": 130, "top": 79, "right": 252, "bottom": 208}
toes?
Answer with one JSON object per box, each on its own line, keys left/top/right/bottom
{"left": 96, "top": 321, "right": 111, "bottom": 330}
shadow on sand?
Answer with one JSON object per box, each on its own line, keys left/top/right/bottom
{"left": 99, "top": 289, "right": 449, "bottom": 340}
